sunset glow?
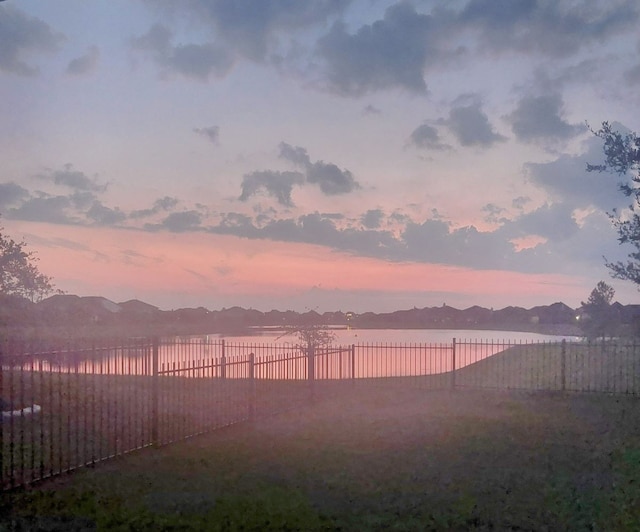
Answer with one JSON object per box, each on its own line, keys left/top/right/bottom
{"left": 2, "top": 1, "right": 639, "bottom": 312}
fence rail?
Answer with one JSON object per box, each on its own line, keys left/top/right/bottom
{"left": 2, "top": 336, "right": 639, "bottom": 490}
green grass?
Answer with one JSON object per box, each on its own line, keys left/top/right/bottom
{"left": 1, "top": 370, "right": 319, "bottom": 489}
{"left": 453, "top": 341, "right": 640, "bottom": 393}
{"left": 3, "top": 386, "right": 640, "bottom": 530}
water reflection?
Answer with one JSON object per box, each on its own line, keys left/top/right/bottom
{"left": 4, "top": 330, "right": 573, "bottom": 379}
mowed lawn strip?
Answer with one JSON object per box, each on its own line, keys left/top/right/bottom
{"left": 453, "top": 342, "right": 640, "bottom": 393}
{"left": 3, "top": 386, "right": 640, "bottom": 530}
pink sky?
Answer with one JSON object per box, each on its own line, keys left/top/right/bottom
{"left": 2, "top": 1, "right": 639, "bottom": 312}
{"left": 7, "top": 219, "right": 589, "bottom": 312}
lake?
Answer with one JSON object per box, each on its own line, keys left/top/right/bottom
{"left": 13, "top": 329, "right": 580, "bottom": 379}
{"left": 211, "top": 327, "right": 580, "bottom": 345}
{"left": 189, "top": 328, "right": 580, "bottom": 379}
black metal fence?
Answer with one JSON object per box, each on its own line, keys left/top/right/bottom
{"left": 2, "top": 336, "right": 639, "bottom": 490}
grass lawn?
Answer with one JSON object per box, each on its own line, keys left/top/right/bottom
{"left": 453, "top": 341, "right": 640, "bottom": 394}
{"left": 2, "top": 385, "right": 640, "bottom": 531}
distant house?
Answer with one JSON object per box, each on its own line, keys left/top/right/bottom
{"left": 38, "top": 294, "right": 122, "bottom": 324}
{"left": 119, "top": 299, "right": 159, "bottom": 315}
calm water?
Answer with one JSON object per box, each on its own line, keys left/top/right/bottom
{"left": 198, "top": 328, "right": 579, "bottom": 379}
{"left": 214, "top": 328, "right": 579, "bottom": 345}
{"left": 15, "top": 329, "right": 579, "bottom": 379}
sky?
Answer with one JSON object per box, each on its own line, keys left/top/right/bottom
{"left": 1, "top": 0, "right": 640, "bottom": 313}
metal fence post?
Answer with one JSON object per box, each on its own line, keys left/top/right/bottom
{"left": 221, "top": 339, "right": 226, "bottom": 379}
{"left": 561, "top": 339, "right": 566, "bottom": 392}
{"left": 351, "top": 344, "right": 356, "bottom": 383}
{"left": 451, "top": 338, "right": 457, "bottom": 390}
{"left": 249, "top": 353, "right": 255, "bottom": 421}
{"left": 151, "top": 337, "right": 159, "bottom": 447}
{"left": 308, "top": 345, "right": 315, "bottom": 402}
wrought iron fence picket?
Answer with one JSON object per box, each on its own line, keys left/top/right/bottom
{"left": 2, "top": 335, "right": 640, "bottom": 490}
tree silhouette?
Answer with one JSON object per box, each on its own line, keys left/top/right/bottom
{"left": 580, "top": 281, "right": 616, "bottom": 341}
{"left": 279, "top": 323, "right": 336, "bottom": 352}
{"left": 588, "top": 122, "right": 640, "bottom": 286}
{"left": 0, "top": 224, "right": 56, "bottom": 302}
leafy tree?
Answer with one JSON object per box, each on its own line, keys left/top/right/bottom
{"left": 588, "top": 122, "right": 640, "bottom": 285}
{"left": 580, "top": 281, "right": 616, "bottom": 341}
{"left": 0, "top": 225, "right": 56, "bottom": 302}
{"left": 293, "top": 324, "right": 336, "bottom": 351}
{"left": 278, "top": 323, "right": 336, "bottom": 353}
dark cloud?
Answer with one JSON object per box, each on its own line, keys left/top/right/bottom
{"left": 179, "top": 0, "right": 350, "bottom": 62}
{"left": 444, "top": 100, "right": 506, "bottom": 147}
{"left": 217, "top": 212, "right": 259, "bottom": 237}
{"left": 132, "top": 23, "right": 172, "bottom": 54}
{"left": 3, "top": 188, "right": 121, "bottom": 228}
{"left": 8, "top": 194, "right": 75, "bottom": 224}
{"left": 361, "top": 209, "right": 384, "bottom": 229}
{"left": 296, "top": 212, "right": 342, "bottom": 245}
{"left": 170, "top": 42, "right": 233, "bottom": 80}
{"left": 1, "top": 173, "right": 179, "bottom": 229}
{"left": 278, "top": 141, "right": 360, "bottom": 195}
{"left": 309, "top": 0, "right": 638, "bottom": 98}
{"left": 512, "top": 196, "right": 531, "bottom": 210}
{"left": 0, "top": 5, "right": 64, "bottom": 76}
{"left": 239, "top": 170, "right": 304, "bottom": 206}
{"left": 503, "top": 202, "right": 579, "bottom": 241}
{"left": 87, "top": 201, "right": 126, "bottom": 226}
{"left": 70, "top": 191, "right": 99, "bottom": 210}
{"left": 482, "top": 203, "right": 506, "bottom": 224}
{"left": 132, "top": 0, "right": 639, "bottom": 104}
{"left": 279, "top": 142, "right": 311, "bottom": 167}
{"left": 535, "top": 58, "right": 606, "bottom": 92}
{"left": 307, "top": 161, "right": 359, "bottom": 195}
{"left": 193, "top": 125, "right": 220, "bottom": 144}
{"left": 132, "top": 23, "right": 233, "bottom": 81}
{"left": 199, "top": 199, "right": 622, "bottom": 276}
{"left": 137, "top": 0, "right": 347, "bottom": 84}
{"left": 502, "top": 207, "right": 626, "bottom": 276}
{"left": 213, "top": 209, "right": 529, "bottom": 272}
{"left": 507, "top": 94, "right": 583, "bottom": 143}
{"left": 0, "top": 182, "right": 29, "bottom": 209}
{"left": 409, "top": 123, "right": 451, "bottom": 150}
{"left": 156, "top": 211, "right": 203, "bottom": 232}
{"left": 526, "top": 132, "right": 630, "bottom": 211}
{"left": 39, "top": 165, "right": 107, "bottom": 192}
{"left": 2, "top": 168, "right": 622, "bottom": 277}
{"left": 66, "top": 46, "right": 99, "bottom": 76}
{"left": 156, "top": 196, "right": 180, "bottom": 210}
{"left": 130, "top": 196, "right": 179, "bottom": 219}
{"left": 211, "top": 211, "right": 400, "bottom": 258}
{"left": 459, "top": 0, "right": 537, "bottom": 30}
{"left": 555, "top": 210, "right": 626, "bottom": 269}
{"left": 459, "top": 0, "right": 639, "bottom": 57}
{"left": 1, "top": 169, "right": 111, "bottom": 225}
{"left": 316, "top": 2, "right": 436, "bottom": 96}
{"left": 402, "top": 219, "right": 518, "bottom": 269}
{"left": 136, "top": 0, "right": 638, "bottom": 98}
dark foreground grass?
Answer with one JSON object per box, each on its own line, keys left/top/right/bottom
{"left": 2, "top": 386, "right": 640, "bottom": 531}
